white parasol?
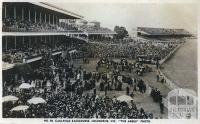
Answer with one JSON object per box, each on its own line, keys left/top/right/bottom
{"left": 10, "top": 105, "right": 29, "bottom": 111}
{"left": 19, "top": 83, "right": 32, "bottom": 89}
{"left": 117, "top": 95, "right": 133, "bottom": 102}
{"left": 27, "top": 97, "right": 46, "bottom": 104}
{"left": 3, "top": 95, "right": 19, "bottom": 102}
{"left": 50, "top": 65, "right": 58, "bottom": 70}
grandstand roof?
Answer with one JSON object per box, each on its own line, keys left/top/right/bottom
{"left": 31, "top": 2, "right": 83, "bottom": 19}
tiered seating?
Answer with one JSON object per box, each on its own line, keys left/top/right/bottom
{"left": 3, "top": 17, "right": 80, "bottom": 32}
{"left": 79, "top": 25, "right": 115, "bottom": 34}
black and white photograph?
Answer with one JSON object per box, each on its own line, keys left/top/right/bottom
{"left": 1, "top": 0, "right": 198, "bottom": 122}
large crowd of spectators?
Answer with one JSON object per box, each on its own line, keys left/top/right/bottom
{"left": 82, "top": 39, "right": 180, "bottom": 64}
{"left": 2, "top": 36, "right": 182, "bottom": 65}
{"left": 3, "top": 46, "right": 63, "bottom": 63}
{"left": 79, "top": 25, "right": 114, "bottom": 34}
{"left": 2, "top": 25, "right": 186, "bottom": 118}
{"left": 2, "top": 17, "right": 79, "bottom": 32}
{"left": 2, "top": 38, "right": 86, "bottom": 64}
{"left": 3, "top": 49, "right": 154, "bottom": 118}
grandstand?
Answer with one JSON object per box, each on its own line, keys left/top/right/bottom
{"left": 2, "top": 2, "right": 83, "bottom": 32}
{"left": 137, "top": 27, "right": 192, "bottom": 37}
{"left": 2, "top": 2, "right": 116, "bottom": 68}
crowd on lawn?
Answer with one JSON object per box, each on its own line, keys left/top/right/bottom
{"left": 3, "top": 49, "right": 155, "bottom": 118}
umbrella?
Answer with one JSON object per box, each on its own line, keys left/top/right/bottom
{"left": 50, "top": 65, "right": 58, "bottom": 70}
{"left": 2, "top": 61, "right": 15, "bottom": 70}
{"left": 70, "top": 79, "right": 76, "bottom": 83}
{"left": 10, "top": 105, "right": 29, "bottom": 111}
{"left": 117, "top": 95, "right": 133, "bottom": 102}
{"left": 19, "top": 83, "right": 32, "bottom": 89}
{"left": 3, "top": 95, "right": 19, "bottom": 102}
{"left": 27, "top": 97, "right": 46, "bottom": 104}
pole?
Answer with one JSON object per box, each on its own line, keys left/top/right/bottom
{"left": 4, "top": 4, "right": 7, "bottom": 18}
{"left": 49, "top": 14, "right": 50, "bottom": 24}
{"left": 14, "top": 36, "right": 17, "bottom": 49}
{"left": 40, "top": 12, "right": 41, "bottom": 23}
{"left": 22, "top": 36, "right": 24, "bottom": 46}
{"left": 35, "top": 9, "right": 37, "bottom": 23}
{"left": 35, "top": 36, "right": 37, "bottom": 44}
{"left": 29, "top": 37, "right": 31, "bottom": 47}
{"left": 45, "top": 14, "right": 46, "bottom": 23}
{"left": 14, "top": 6, "right": 16, "bottom": 19}
{"left": 45, "top": 36, "right": 46, "bottom": 45}
{"left": 29, "top": 9, "right": 31, "bottom": 21}
{"left": 53, "top": 15, "right": 54, "bottom": 25}
{"left": 22, "top": 8, "right": 24, "bottom": 21}
{"left": 5, "top": 37, "right": 7, "bottom": 51}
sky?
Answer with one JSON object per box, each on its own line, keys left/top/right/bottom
{"left": 52, "top": 2, "right": 197, "bottom": 36}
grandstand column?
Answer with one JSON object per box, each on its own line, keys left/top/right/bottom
{"left": 22, "top": 36, "right": 24, "bottom": 46}
{"left": 49, "top": 35, "right": 51, "bottom": 46}
{"left": 55, "top": 36, "right": 57, "bottom": 48}
{"left": 35, "top": 9, "right": 37, "bottom": 23}
{"left": 64, "top": 19, "right": 67, "bottom": 29}
{"left": 29, "top": 9, "right": 31, "bottom": 21}
{"left": 14, "top": 36, "right": 17, "bottom": 49}
{"left": 56, "top": 16, "right": 58, "bottom": 25}
{"left": 4, "top": 4, "right": 7, "bottom": 18}
{"left": 87, "top": 33, "right": 89, "bottom": 42}
{"left": 49, "top": 14, "right": 51, "bottom": 24}
{"left": 45, "top": 14, "right": 47, "bottom": 23}
{"left": 40, "top": 36, "right": 42, "bottom": 45}
{"left": 22, "top": 8, "right": 24, "bottom": 21}
{"left": 29, "top": 37, "right": 31, "bottom": 47}
{"left": 45, "top": 36, "right": 47, "bottom": 45}
{"left": 35, "top": 36, "right": 37, "bottom": 45}
{"left": 58, "top": 16, "right": 60, "bottom": 26}
{"left": 67, "top": 19, "right": 69, "bottom": 26}
{"left": 5, "top": 37, "right": 7, "bottom": 51}
{"left": 56, "top": 16, "right": 59, "bottom": 31}
{"left": 40, "top": 12, "right": 42, "bottom": 23}
{"left": 53, "top": 36, "right": 55, "bottom": 48}
{"left": 53, "top": 15, "right": 54, "bottom": 25}
{"left": 14, "top": 6, "right": 16, "bottom": 19}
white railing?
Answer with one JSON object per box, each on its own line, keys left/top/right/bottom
{"left": 159, "top": 42, "right": 184, "bottom": 65}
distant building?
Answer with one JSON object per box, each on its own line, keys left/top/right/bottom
{"left": 88, "top": 21, "right": 100, "bottom": 28}
{"left": 76, "top": 19, "right": 88, "bottom": 26}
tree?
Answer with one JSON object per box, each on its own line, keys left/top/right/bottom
{"left": 114, "top": 26, "right": 129, "bottom": 39}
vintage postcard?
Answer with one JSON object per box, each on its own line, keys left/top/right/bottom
{"left": 0, "top": 0, "right": 199, "bottom": 124}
